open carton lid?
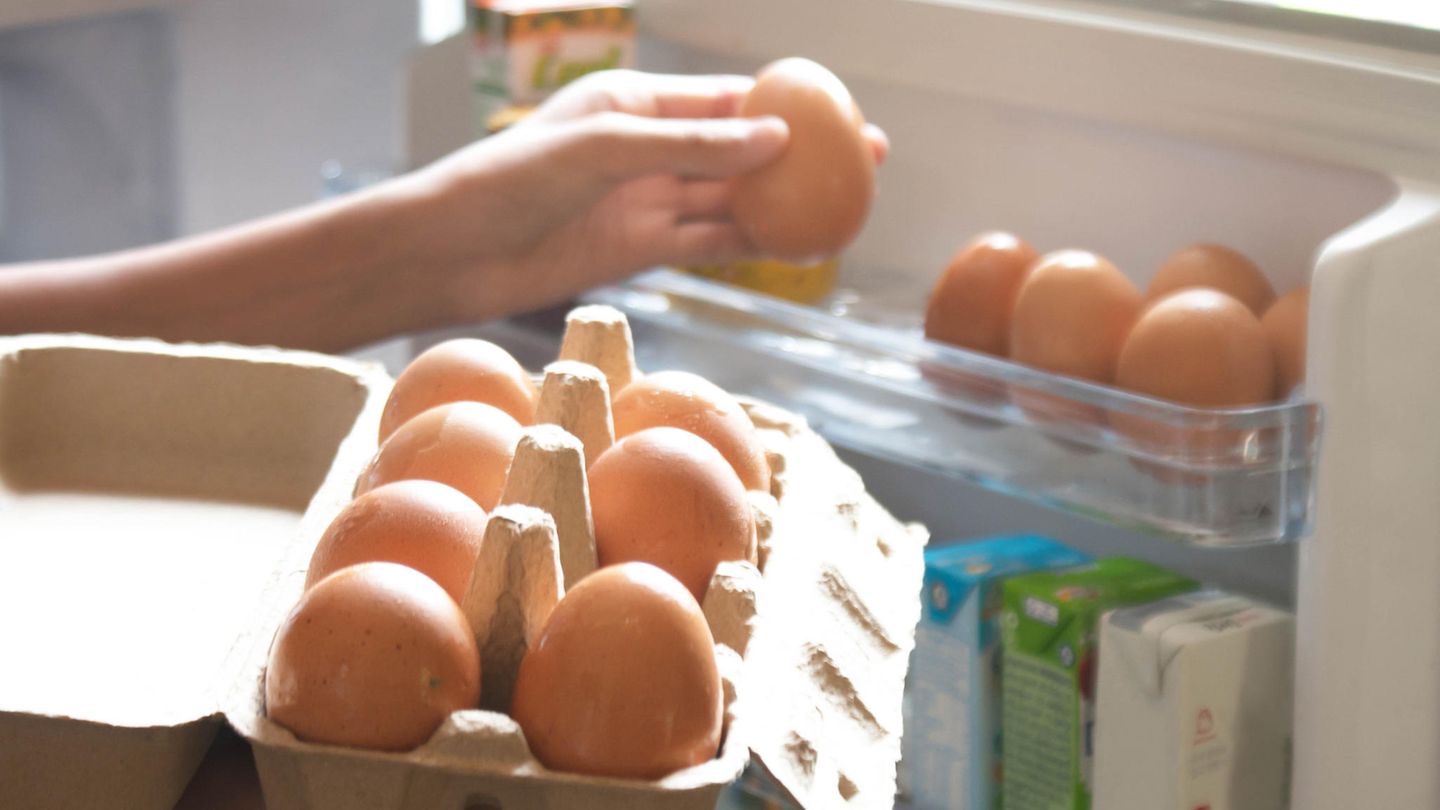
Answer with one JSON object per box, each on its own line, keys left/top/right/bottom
{"left": 0, "top": 334, "right": 392, "bottom": 810}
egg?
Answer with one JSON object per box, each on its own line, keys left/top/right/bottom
{"left": 265, "top": 562, "right": 481, "bottom": 751}
{"left": 732, "top": 57, "right": 876, "bottom": 262}
{"left": 305, "top": 480, "right": 487, "bottom": 604}
{"left": 510, "top": 562, "right": 722, "bottom": 780}
{"left": 1009, "top": 250, "right": 1144, "bottom": 437}
{"left": 1147, "top": 244, "right": 1276, "bottom": 316}
{"left": 588, "top": 427, "right": 753, "bottom": 602}
{"left": 1117, "top": 289, "right": 1276, "bottom": 408}
{"left": 611, "top": 370, "right": 770, "bottom": 492}
{"left": 924, "top": 231, "right": 1040, "bottom": 356}
{"left": 356, "top": 401, "right": 521, "bottom": 511}
{"left": 1262, "top": 286, "right": 1308, "bottom": 395}
{"left": 1114, "top": 289, "right": 1277, "bottom": 482}
{"left": 379, "top": 339, "right": 537, "bottom": 441}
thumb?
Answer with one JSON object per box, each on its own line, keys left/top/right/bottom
{"left": 573, "top": 112, "right": 789, "bottom": 180}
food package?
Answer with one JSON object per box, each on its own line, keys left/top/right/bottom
{"left": 1094, "top": 590, "right": 1294, "bottom": 810}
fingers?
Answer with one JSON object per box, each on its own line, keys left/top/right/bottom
{"left": 574, "top": 113, "right": 789, "bottom": 182}
{"left": 864, "top": 123, "right": 890, "bottom": 165}
{"left": 646, "top": 74, "right": 756, "bottom": 119}
{"left": 528, "top": 70, "right": 757, "bottom": 123}
{"left": 656, "top": 221, "right": 757, "bottom": 266}
{"left": 676, "top": 179, "right": 734, "bottom": 221}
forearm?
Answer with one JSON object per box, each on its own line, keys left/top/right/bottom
{"left": 0, "top": 173, "right": 455, "bottom": 353}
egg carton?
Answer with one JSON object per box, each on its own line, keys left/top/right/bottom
{"left": 229, "top": 305, "right": 927, "bottom": 810}
{"left": 0, "top": 312, "right": 927, "bottom": 810}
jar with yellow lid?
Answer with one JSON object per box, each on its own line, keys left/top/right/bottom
{"left": 683, "top": 257, "right": 840, "bottom": 305}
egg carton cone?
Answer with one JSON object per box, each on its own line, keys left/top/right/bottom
{"left": 534, "top": 360, "right": 613, "bottom": 469}
{"left": 0, "top": 334, "right": 394, "bottom": 810}
{"left": 557, "top": 304, "right": 640, "bottom": 399}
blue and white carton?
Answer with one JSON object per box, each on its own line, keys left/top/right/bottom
{"left": 900, "top": 535, "right": 1092, "bottom": 810}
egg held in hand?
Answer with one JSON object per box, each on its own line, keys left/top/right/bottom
{"left": 510, "top": 562, "right": 723, "bottom": 780}
{"left": 356, "top": 401, "right": 522, "bottom": 511}
{"left": 304, "top": 479, "right": 487, "bottom": 604}
{"left": 265, "top": 562, "right": 481, "bottom": 752}
{"left": 588, "top": 426, "right": 754, "bottom": 602}
{"left": 379, "top": 338, "right": 538, "bottom": 441}
{"left": 732, "top": 57, "right": 876, "bottom": 262}
{"left": 611, "top": 370, "right": 771, "bottom": 493}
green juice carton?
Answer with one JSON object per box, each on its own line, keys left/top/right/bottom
{"left": 902, "top": 535, "right": 1093, "bottom": 810}
{"left": 999, "top": 558, "right": 1198, "bottom": 810}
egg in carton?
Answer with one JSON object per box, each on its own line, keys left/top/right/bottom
{"left": 226, "top": 305, "right": 927, "bottom": 810}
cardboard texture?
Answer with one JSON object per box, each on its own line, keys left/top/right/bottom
{"left": 557, "top": 304, "right": 639, "bottom": 398}
{"left": 0, "top": 334, "right": 390, "bottom": 810}
{"left": 0, "top": 314, "right": 927, "bottom": 810}
{"left": 534, "top": 360, "right": 613, "bottom": 470}
{"left": 460, "top": 503, "right": 564, "bottom": 714}
{"left": 498, "top": 423, "right": 598, "bottom": 590}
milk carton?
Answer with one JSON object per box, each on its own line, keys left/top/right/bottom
{"left": 1094, "top": 590, "right": 1294, "bottom": 810}
{"left": 902, "top": 535, "right": 1092, "bottom": 810}
{"left": 1000, "top": 558, "right": 1198, "bottom": 810}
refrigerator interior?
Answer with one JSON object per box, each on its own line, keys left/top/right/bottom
{"left": 585, "top": 3, "right": 1440, "bottom": 809}
{"left": 623, "top": 20, "right": 1400, "bottom": 596}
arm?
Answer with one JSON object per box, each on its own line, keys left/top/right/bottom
{"left": 0, "top": 71, "right": 885, "bottom": 353}
{"left": 0, "top": 180, "right": 449, "bottom": 352}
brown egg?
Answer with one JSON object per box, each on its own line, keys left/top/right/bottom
{"left": 1262, "top": 286, "right": 1308, "bottom": 395}
{"left": 611, "top": 370, "right": 770, "bottom": 493}
{"left": 1148, "top": 244, "right": 1276, "bottom": 316}
{"left": 1117, "top": 289, "right": 1276, "bottom": 408}
{"left": 924, "top": 231, "right": 1040, "bottom": 356}
{"left": 733, "top": 57, "right": 876, "bottom": 262}
{"left": 265, "top": 562, "right": 481, "bottom": 751}
{"left": 356, "top": 402, "right": 521, "bottom": 511}
{"left": 511, "top": 562, "right": 722, "bottom": 779}
{"left": 1114, "top": 290, "right": 1277, "bottom": 483}
{"left": 305, "top": 480, "right": 487, "bottom": 604}
{"left": 379, "top": 339, "right": 537, "bottom": 441}
{"left": 1009, "top": 250, "right": 1144, "bottom": 438}
{"left": 588, "top": 427, "right": 753, "bottom": 602}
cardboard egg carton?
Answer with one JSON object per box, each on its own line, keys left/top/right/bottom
{"left": 0, "top": 308, "right": 927, "bottom": 810}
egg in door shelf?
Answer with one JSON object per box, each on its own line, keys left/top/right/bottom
{"left": 226, "top": 304, "right": 929, "bottom": 810}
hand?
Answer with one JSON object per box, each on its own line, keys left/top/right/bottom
{"left": 404, "top": 69, "right": 889, "bottom": 323}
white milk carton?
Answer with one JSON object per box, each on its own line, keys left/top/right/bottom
{"left": 1095, "top": 590, "right": 1294, "bottom": 810}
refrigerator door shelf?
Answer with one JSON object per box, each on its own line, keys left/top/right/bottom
{"left": 586, "top": 268, "right": 1320, "bottom": 547}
